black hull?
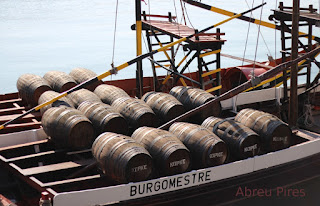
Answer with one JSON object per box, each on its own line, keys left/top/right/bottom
{"left": 115, "top": 152, "right": 320, "bottom": 206}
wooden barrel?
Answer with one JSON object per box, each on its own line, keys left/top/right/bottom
{"left": 131, "top": 127, "right": 190, "bottom": 176}
{"left": 78, "top": 101, "right": 128, "bottom": 135}
{"left": 43, "top": 71, "right": 77, "bottom": 92}
{"left": 69, "top": 68, "right": 102, "bottom": 91}
{"left": 16, "top": 74, "right": 51, "bottom": 105}
{"left": 141, "top": 92, "right": 185, "bottom": 123}
{"left": 111, "top": 97, "right": 157, "bottom": 130}
{"left": 169, "top": 86, "right": 221, "bottom": 122}
{"left": 94, "top": 84, "right": 129, "bottom": 105}
{"left": 169, "top": 122, "right": 227, "bottom": 168}
{"left": 202, "top": 117, "right": 260, "bottom": 159}
{"left": 41, "top": 106, "right": 95, "bottom": 149}
{"left": 92, "top": 132, "right": 153, "bottom": 183}
{"left": 38, "top": 91, "right": 75, "bottom": 115}
{"left": 234, "top": 108, "right": 291, "bottom": 152}
{"left": 67, "top": 88, "right": 102, "bottom": 108}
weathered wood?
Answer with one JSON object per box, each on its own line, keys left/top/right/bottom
{"left": 0, "top": 107, "right": 25, "bottom": 115}
{"left": 22, "top": 158, "right": 94, "bottom": 176}
{"left": 0, "top": 113, "right": 41, "bottom": 124}
{"left": 142, "top": 20, "right": 225, "bottom": 43}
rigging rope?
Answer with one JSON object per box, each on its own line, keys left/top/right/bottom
{"left": 111, "top": 0, "right": 119, "bottom": 67}
{"left": 244, "top": 0, "right": 272, "bottom": 57}
{"left": 252, "top": 0, "right": 265, "bottom": 72}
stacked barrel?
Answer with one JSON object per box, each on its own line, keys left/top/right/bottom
{"left": 16, "top": 70, "right": 293, "bottom": 184}
{"left": 169, "top": 86, "right": 221, "bottom": 123}
{"left": 234, "top": 108, "right": 291, "bottom": 152}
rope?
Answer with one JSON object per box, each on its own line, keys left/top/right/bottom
{"left": 111, "top": 0, "right": 119, "bottom": 66}
{"left": 179, "top": 0, "right": 196, "bottom": 87}
{"left": 244, "top": 0, "right": 272, "bottom": 57}
{"left": 252, "top": 0, "right": 265, "bottom": 73}
{"left": 234, "top": 0, "right": 256, "bottom": 111}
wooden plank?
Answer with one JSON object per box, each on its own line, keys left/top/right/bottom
{"left": 0, "top": 112, "right": 41, "bottom": 124}
{"left": 0, "top": 122, "right": 41, "bottom": 133}
{"left": 221, "top": 53, "right": 274, "bottom": 69}
{"left": 0, "top": 107, "right": 25, "bottom": 115}
{"left": 0, "top": 139, "right": 48, "bottom": 152}
{"left": 142, "top": 20, "right": 225, "bottom": 43}
{"left": 294, "top": 129, "right": 320, "bottom": 141}
{"left": 42, "top": 174, "right": 101, "bottom": 187}
{"left": 0, "top": 98, "right": 22, "bottom": 105}
{"left": 6, "top": 150, "right": 60, "bottom": 163}
{"left": 22, "top": 159, "right": 95, "bottom": 176}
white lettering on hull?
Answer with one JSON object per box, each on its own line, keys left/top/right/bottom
{"left": 130, "top": 170, "right": 211, "bottom": 197}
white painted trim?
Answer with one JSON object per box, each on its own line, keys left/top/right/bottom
{"left": 221, "top": 87, "right": 283, "bottom": 110}
{"left": 53, "top": 139, "right": 320, "bottom": 206}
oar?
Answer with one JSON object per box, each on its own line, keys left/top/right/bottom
{"left": 158, "top": 45, "right": 320, "bottom": 130}
{"left": 182, "top": 0, "right": 320, "bottom": 42}
{"left": 0, "top": 3, "right": 266, "bottom": 131}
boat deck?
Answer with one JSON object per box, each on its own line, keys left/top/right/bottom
{"left": 273, "top": 9, "right": 320, "bottom": 24}
{"left": 141, "top": 20, "right": 226, "bottom": 43}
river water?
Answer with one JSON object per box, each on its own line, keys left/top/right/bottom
{"left": 0, "top": 0, "right": 319, "bottom": 93}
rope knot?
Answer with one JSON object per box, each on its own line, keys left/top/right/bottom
{"left": 110, "top": 63, "right": 118, "bottom": 75}
{"left": 249, "top": 71, "right": 261, "bottom": 87}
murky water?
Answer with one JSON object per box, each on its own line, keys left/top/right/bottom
{"left": 0, "top": 0, "right": 319, "bottom": 93}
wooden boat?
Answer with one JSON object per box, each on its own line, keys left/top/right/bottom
{"left": 0, "top": 1, "right": 320, "bottom": 206}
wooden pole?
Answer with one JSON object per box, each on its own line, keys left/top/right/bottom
{"left": 289, "top": 0, "right": 300, "bottom": 126}
{"left": 135, "top": 0, "right": 143, "bottom": 98}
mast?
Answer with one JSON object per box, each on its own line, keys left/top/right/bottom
{"left": 289, "top": 0, "right": 300, "bottom": 126}
{"left": 135, "top": 0, "right": 143, "bottom": 98}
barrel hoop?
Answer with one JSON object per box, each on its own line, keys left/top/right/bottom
{"left": 149, "top": 133, "right": 176, "bottom": 153}
{"left": 51, "top": 109, "right": 74, "bottom": 132}
{"left": 114, "top": 145, "right": 146, "bottom": 178}
{"left": 95, "top": 134, "right": 119, "bottom": 160}
{"left": 92, "top": 133, "right": 110, "bottom": 151}
{"left": 158, "top": 140, "right": 183, "bottom": 158}
{"left": 142, "top": 92, "right": 156, "bottom": 102}
{"left": 235, "top": 109, "right": 253, "bottom": 123}
{"left": 170, "top": 123, "right": 192, "bottom": 141}
{"left": 184, "top": 126, "right": 209, "bottom": 143}
{"left": 104, "top": 139, "right": 133, "bottom": 170}
{"left": 132, "top": 128, "right": 155, "bottom": 145}
{"left": 193, "top": 133, "right": 217, "bottom": 153}
{"left": 211, "top": 118, "right": 229, "bottom": 133}
{"left": 253, "top": 114, "right": 272, "bottom": 131}
{"left": 93, "top": 134, "right": 111, "bottom": 158}
{"left": 162, "top": 142, "right": 187, "bottom": 161}
{"left": 230, "top": 124, "right": 246, "bottom": 143}
{"left": 241, "top": 110, "right": 260, "bottom": 126}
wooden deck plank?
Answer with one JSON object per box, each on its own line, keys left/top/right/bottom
{"left": 0, "top": 107, "right": 25, "bottom": 115}
{"left": 142, "top": 20, "right": 225, "bottom": 43}
{"left": 0, "top": 112, "right": 41, "bottom": 124}
{"left": 22, "top": 159, "right": 95, "bottom": 176}
{"left": 294, "top": 129, "right": 320, "bottom": 141}
{"left": 42, "top": 174, "right": 101, "bottom": 187}
{"left": 0, "top": 139, "right": 48, "bottom": 152}
{"left": 0, "top": 98, "right": 22, "bottom": 105}
{"left": 6, "top": 150, "right": 60, "bottom": 163}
